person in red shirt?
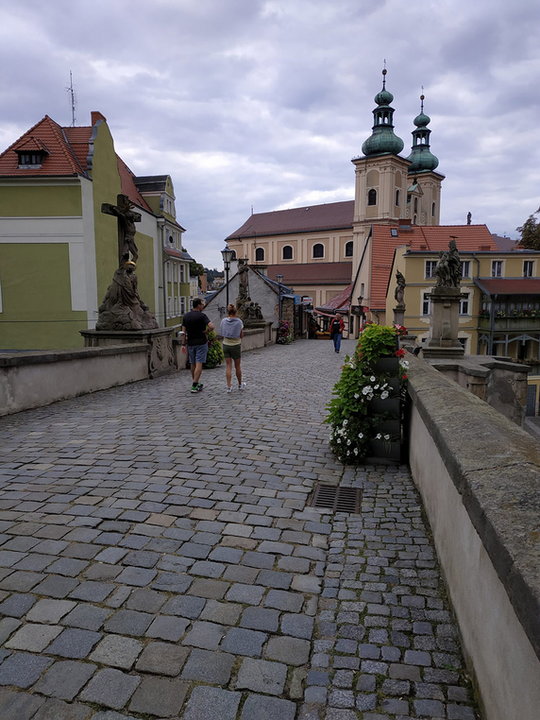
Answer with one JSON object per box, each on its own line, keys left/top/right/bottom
{"left": 329, "top": 312, "right": 345, "bottom": 353}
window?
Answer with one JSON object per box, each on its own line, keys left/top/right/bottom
{"left": 459, "top": 293, "right": 470, "bottom": 315}
{"left": 180, "top": 264, "right": 185, "bottom": 282}
{"left": 344, "top": 241, "right": 353, "bottom": 257}
{"left": 491, "top": 260, "right": 503, "bottom": 277}
{"left": 395, "top": 190, "right": 400, "bottom": 206}
{"left": 414, "top": 197, "right": 418, "bottom": 213}
{"left": 17, "top": 151, "right": 46, "bottom": 167}
{"left": 255, "top": 247, "right": 265, "bottom": 262}
{"left": 460, "top": 261, "right": 470, "bottom": 278}
{"left": 168, "top": 235, "right": 175, "bottom": 246}
{"left": 391, "top": 228, "right": 398, "bottom": 237}
{"left": 431, "top": 202, "right": 436, "bottom": 217}
{"left": 367, "top": 189, "right": 377, "bottom": 206}
{"left": 313, "top": 243, "right": 324, "bottom": 259}
{"left": 425, "top": 260, "right": 437, "bottom": 278}
{"left": 524, "top": 260, "right": 534, "bottom": 277}
{"left": 422, "top": 292, "right": 431, "bottom": 316}
{"left": 282, "top": 245, "right": 293, "bottom": 260}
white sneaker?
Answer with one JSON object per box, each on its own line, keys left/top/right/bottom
{"left": 238, "top": 382, "right": 247, "bottom": 390}
{"left": 226, "top": 387, "right": 232, "bottom": 393}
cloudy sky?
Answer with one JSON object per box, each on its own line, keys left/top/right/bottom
{"left": 1, "top": 0, "right": 538, "bottom": 268}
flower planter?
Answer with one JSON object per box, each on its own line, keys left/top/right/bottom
{"left": 367, "top": 438, "right": 401, "bottom": 462}
{"left": 373, "top": 356, "right": 400, "bottom": 376}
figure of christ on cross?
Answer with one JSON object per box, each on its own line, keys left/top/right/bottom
{"left": 101, "top": 193, "right": 142, "bottom": 265}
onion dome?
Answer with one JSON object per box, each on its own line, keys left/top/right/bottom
{"left": 361, "top": 68, "right": 404, "bottom": 157}
{"left": 407, "top": 94, "right": 439, "bottom": 172}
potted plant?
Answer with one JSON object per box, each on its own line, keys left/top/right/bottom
{"left": 204, "top": 329, "right": 224, "bottom": 368}
{"left": 325, "top": 324, "right": 408, "bottom": 464}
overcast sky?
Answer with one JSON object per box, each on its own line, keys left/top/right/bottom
{"left": 1, "top": 0, "right": 538, "bottom": 268}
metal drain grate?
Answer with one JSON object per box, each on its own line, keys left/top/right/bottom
{"left": 309, "top": 484, "right": 362, "bottom": 513}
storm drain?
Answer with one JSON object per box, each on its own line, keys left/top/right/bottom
{"left": 309, "top": 484, "right": 362, "bottom": 513}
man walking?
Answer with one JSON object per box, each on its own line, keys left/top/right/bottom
{"left": 329, "top": 312, "right": 345, "bottom": 353}
{"left": 181, "top": 298, "right": 214, "bottom": 393}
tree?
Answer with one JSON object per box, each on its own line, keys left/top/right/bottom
{"left": 517, "top": 207, "right": 540, "bottom": 249}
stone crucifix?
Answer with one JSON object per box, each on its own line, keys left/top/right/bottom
{"left": 101, "top": 194, "right": 141, "bottom": 265}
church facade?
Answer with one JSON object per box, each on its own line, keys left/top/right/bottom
{"left": 0, "top": 112, "right": 192, "bottom": 350}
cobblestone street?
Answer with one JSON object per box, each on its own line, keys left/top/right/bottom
{"left": 0, "top": 339, "right": 479, "bottom": 719}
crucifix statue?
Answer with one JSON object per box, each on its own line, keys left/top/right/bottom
{"left": 101, "top": 194, "right": 141, "bottom": 265}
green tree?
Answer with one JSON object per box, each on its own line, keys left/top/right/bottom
{"left": 189, "top": 261, "right": 205, "bottom": 286}
{"left": 517, "top": 207, "right": 540, "bottom": 249}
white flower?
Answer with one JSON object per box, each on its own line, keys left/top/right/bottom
{"left": 358, "top": 432, "right": 364, "bottom": 439}
{"left": 354, "top": 448, "right": 358, "bottom": 454}
{"left": 381, "top": 390, "right": 389, "bottom": 400}
{"left": 337, "top": 438, "right": 342, "bottom": 443}
{"left": 347, "top": 439, "right": 351, "bottom": 445}
{"left": 374, "top": 384, "right": 379, "bottom": 390}
{"left": 354, "top": 393, "right": 359, "bottom": 399}
{"left": 370, "top": 376, "right": 376, "bottom": 382}
{"left": 362, "top": 386, "right": 371, "bottom": 395}
{"left": 375, "top": 433, "right": 382, "bottom": 440}
{"left": 342, "top": 419, "right": 348, "bottom": 426}
{"left": 384, "top": 434, "right": 390, "bottom": 440}
{"left": 399, "top": 359, "right": 410, "bottom": 369}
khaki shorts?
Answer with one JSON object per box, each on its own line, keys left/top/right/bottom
{"left": 223, "top": 343, "right": 241, "bottom": 360}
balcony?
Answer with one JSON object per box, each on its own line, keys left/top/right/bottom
{"left": 479, "top": 315, "right": 540, "bottom": 332}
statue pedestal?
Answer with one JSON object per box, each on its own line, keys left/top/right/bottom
{"left": 393, "top": 305, "right": 405, "bottom": 327}
{"left": 80, "top": 325, "right": 183, "bottom": 378}
{"left": 423, "top": 287, "right": 465, "bottom": 359}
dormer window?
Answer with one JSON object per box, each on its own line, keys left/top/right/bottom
{"left": 17, "top": 150, "right": 47, "bottom": 168}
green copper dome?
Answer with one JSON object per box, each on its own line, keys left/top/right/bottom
{"left": 407, "top": 94, "right": 439, "bottom": 172}
{"left": 362, "top": 70, "right": 404, "bottom": 157}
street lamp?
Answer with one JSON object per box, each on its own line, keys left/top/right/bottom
{"left": 221, "top": 246, "right": 234, "bottom": 308}
{"left": 276, "top": 273, "right": 283, "bottom": 324}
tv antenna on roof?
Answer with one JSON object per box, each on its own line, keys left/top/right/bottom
{"left": 66, "top": 70, "right": 77, "bottom": 126}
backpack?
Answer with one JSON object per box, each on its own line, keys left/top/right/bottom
{"left": 331, "top": 318, "right": 341, "bottom": 335}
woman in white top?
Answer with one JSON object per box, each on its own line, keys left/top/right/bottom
{"left": 219, "top": 304, "right": 246, "bottom": 393}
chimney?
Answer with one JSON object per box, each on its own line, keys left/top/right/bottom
{"left": 91, "top": 111, "right": 107, "bottom": 125}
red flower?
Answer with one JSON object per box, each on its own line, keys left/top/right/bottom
{"left": 395, "top": 348, "right": 405, "bottom": 358}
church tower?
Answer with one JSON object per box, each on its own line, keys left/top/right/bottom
{"left": 406, "top": 94, "right": 444, "bottom": 226}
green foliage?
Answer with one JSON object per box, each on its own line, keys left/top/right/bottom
{"left": 205, "top": 268, "right": 224, "bottom": 285}
{"left": 517, "top": 208, "right": 540, "bottom": 250}
{"left": 204, "top": 329, "right": 224, "bottom": 368}
{"left": 325, "top": 324, "right": 408, "bottom": 464}
{"left": 189, "top": 261, "right": 205, "bottom": 279}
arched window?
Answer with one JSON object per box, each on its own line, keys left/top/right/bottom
{"left": 345, "top": 241, "right": 353, "bottom": 257}
{"left": 255, "top": 247, "right": 264, "bottom": 262}
{"left": 368, "top": 189, "right": 377, "bottom": 206}
{"left": 414, "top": 197, "right": 418, "bottom": 213}
{"left": 282, "top": 245, "right": 293, "bottom": 260}
{"left": 168, "top": 235, "right": 174, "bottom": 245}
{"left": 395, "top": 190, "right": 400, "bottom": 207}
{"left": 313, "top": 243, "right": 324, "bottom": 259}
{"left": 431, "top": 202, "right": 436, "bottom": 217}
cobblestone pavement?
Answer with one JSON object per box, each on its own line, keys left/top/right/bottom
{"left": 0, "top": 339, "right": 480, "bottom": 719}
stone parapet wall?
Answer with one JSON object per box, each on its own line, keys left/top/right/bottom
{"left": 0, "top": 345, "right": 148, "bottom": 416}
{"left": 406, "top": 353, "right": 540, "bottom": 720}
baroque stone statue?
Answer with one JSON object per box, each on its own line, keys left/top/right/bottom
{"left": 435, "top": 239, "right": 461, "bottom": 288}
{"left": 96, "top": 260, "right": 158, "bottom": 330}
{"left": 394, "top": 270, "right": 406, "bottom": 305}
{"left": 102, "top": 194, "right": 141, "bottom": 264}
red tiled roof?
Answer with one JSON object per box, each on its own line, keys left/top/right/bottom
{"left": 0, "top": 115, "right": 87, "bottom": 177}
{"left": 227, "top": 200, "right": 354, "bottom": 239}
{"left": 116, "top": 156, "right": 153, "bottom": 213}
{"left": 63, "top": 127, "right": 92, "bottom": 171}
{"left": 317, "top": 284, "right": 353, "bottom": 311}
{"left": 265, "top": 262, "right": 352, "bottom": 285}
{"left": 369, "top": 224, "right": 495, "bottom": 310}
{"left": 475, "top": 278, "right": 540, "bottom": 295}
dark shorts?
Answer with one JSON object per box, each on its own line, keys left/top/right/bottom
{"left": 223, "top": 343, "right": 241, "bottom": 360}
{"left": 188, "top": 343, "right": 208, "bottom": 365}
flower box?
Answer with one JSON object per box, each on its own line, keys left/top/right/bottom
{"left": 368, "top": 438, "right": 401, "bottom": 462}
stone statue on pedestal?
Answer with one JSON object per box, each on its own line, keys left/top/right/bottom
{"left": 96, "top": 260, "right": 158, "bottom": 331}
{"left": 435, "top": 239, "right": 461, "bottom": 288}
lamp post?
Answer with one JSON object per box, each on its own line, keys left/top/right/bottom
{"left": 276, "top": 273, "right": 283, "bottom": 325}
{"left": 221, "top": 247, "right": 234, "bottom": 309}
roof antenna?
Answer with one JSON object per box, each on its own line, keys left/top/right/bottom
{"left": 66, "top": 70, "right": 77, "bottom": 127}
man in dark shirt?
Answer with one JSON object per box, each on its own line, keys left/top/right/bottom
{"left": 181, "top": 298, "right": 214, "bottom": 393}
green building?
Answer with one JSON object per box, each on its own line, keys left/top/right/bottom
{"left": 0, "top": 111, "right": 193, "bottom": 349}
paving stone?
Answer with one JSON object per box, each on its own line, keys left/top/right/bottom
{"left": 32, "top": 575, "right": 78, "bottom": 597}
{"left": 146, "top": 614, "right": 190, "bottom": 641}
{"left": 0, "top": 593, "right": 37, "bottom": 617}
{"left": 27, "top": 598, "right": 76, "bottom": 624}
{"left": 125, "top": 588, "right": 166, "bottom": 613}
{"left": 241, "top": 693, "right": 296, "bottom": 720}
{"left": 0, "top": 651, "right": 53, "bottom": 687}
{"left": 0, "top": 616, "right": 22, "bottom": 644}
{"left": 200, "top": 599, "right": 242, "bottom": 625}
{"left": 61, "top": 603, "right": 112, "bottom": 630}
{"left": 31, "top": 697, "right": 93, "bottom": 720}
{"left": 265, "top": 635, "right": 311, "bottom": 665}
{"left": 5, "top": 623, "right": 63, "bottom": 651}
{"left": 264, "top": 589, "right": 303, "bottom": 612}
{"left": 225, "top": 582, "right": 265, "bottom": 605}
{"left": 135, "top": 641, "right": 190, "bottom": 675}
{"left": 413, "top": 698, "right": 446, "bottom": 717}
{"left": 221, "top": 627, "right": 267, "bottom": 657}
{"left": 188, "top": 578, "right": 229, "bottom": 598}
{"left": 45, "top": 628, "right": 102, "bottom": 658}
{"left": 181, "top": 648, "right": 235, "bottom": 684}
{"left": 89, "top": 634, "right": 143, "bottom": 669}
{"left": 104, "top": 609, "right": 153, "bottom": 636}
{"left": 115, "top": 566, "right": 157, "bottom": 587}
{"left": 162, "top": 594, "right": 206, "bottom": 618}
{"left": 129, "top": 676, "right": 189, "bottom": 716}
{"left": 281, "top": 612, "right": 314, "bottom": 639}
{"left": 33, "top": 659, "right": 97, "bottom": 700}
{"left": 240, "top": 606, "right": 280, "bottom": 632}
{"left": 236, "top": 657, "right": 287, "bottom": 695}
{"left": 183, "top": 685, "right": 241, "bottom": 720}
{"left": 79, "top": 667, "right": 140, "bottom": 709}
{"left": 184, "top": 620, "right": 226, "bottom": 649}
{"left": 0, "top": 688, "right": 45, "bottom": 720}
